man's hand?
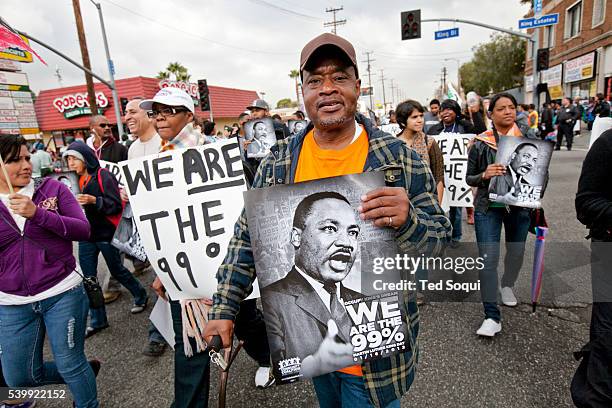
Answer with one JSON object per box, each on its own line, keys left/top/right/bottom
{"left": 151, "top": 276, "right": 167, "bottom": 301}
{"left": 76, "top": 194, "right": 96, "bottom": 206}
{"left": 203, "top": 319, "right": 234, "bottom": 349}
{"left": 358, "top": 187, "right": 409, "bottom": 229}
{"left": 300, "top": 320, "right": 354, "bottom": 378}
{"left": 8, "top": 193, "right": 37, "bottom": 219}
{"left": 482, "top": 164, "right": 506, "bottom": 181}
{"left": 119, "top": 188, "right": 130, "bottom": 202}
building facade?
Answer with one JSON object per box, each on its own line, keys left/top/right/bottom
{"left": 524, "top": 0, "right": 611, "bottom": 103}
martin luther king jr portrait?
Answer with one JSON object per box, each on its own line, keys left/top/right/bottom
{"left": 260, "top": 191, "right": 363, "bottom": 379}
{"left": 489, "top": 142, "right": 539, "bottom": 202}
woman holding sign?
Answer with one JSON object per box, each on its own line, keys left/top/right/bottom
{"left": 466, "top": 93, "right": 530, "bottom": 337}
{"left": 63, "top": 141, "right": 149, "bottom": 338}
{"left": 0, "top": 135, "right": 100, "bottom": 407}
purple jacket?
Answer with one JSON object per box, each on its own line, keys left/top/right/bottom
{"left": 0, "top": 178, "right": 90, "bottom": 296}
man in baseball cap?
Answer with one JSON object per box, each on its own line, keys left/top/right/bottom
{"left": 206, "top": 32, "right": 450, "bottom": 408}
{"left": 139, "top": 87, "right": 200, "bottom": 148}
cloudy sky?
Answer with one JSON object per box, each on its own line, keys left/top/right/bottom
{"left": 1, "top": 0, "right": 529, "bottom": 108}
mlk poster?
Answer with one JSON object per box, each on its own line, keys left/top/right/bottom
{"left": 120, "top": 139, "right": 248, "bottom": 300}
{"left": 244, "top": 117, "right": 276, "bottom": 159}
{"left": 435, "top": 132, "right": 475, "bottom": 208}
{"left": 245, "top": 172, "right": 410, "bottom": 384}
{"left": 488, "top": 136, "right": 553, "bottom": 209}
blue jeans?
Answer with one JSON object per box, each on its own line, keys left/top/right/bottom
{"left": 474, "top": 207, "right": 530, "bottom": 322}
{"left": 0, "top": 284, "right": 99, "bottom": 407}
{"left": 449, "top": 207, "right": 462, "bottom": 242}
{"left": 312, "top": 371, "right": 400, "bottom": 408}
{"left": 78, "top": 241, "right": 148, "bottom": 329}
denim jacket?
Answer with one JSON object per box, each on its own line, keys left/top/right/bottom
{"left": 210, "top": 113, "right": 451, "bottom": 407}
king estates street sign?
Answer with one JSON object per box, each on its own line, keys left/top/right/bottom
{"left": 519, "top": 13, "right": 558, "bottom": 29}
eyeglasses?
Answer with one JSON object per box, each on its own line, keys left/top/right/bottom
{"left": 99, "top": 123, "right": 111, "bottom": 128}
{"left": 147, "top": 107, "right": 189, "bottom": 118}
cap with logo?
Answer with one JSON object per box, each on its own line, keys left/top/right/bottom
{"left": 247, "top": 99, "right": 270, "bottom": 111}
{"left": 139, "top": 87, "right": 195, "bottom": 113}
{"left": 299, "top": 33, "right": 358, "bottom": 79}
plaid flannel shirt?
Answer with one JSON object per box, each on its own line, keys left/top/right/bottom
{"left": 210, "top": 113, "right": 451, "bottom": 407}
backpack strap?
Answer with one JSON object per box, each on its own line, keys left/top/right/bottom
{"left": 96, "top": 168, "right": 105, "bottom": 193}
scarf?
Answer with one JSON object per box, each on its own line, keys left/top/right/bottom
{"left": 399, "top": 131, "right": 430, "bottom": 166}
{"left": 159, "top": 123, "right": 203, "bottom": 152}
{"left": 473, "top": 123, "right": 522, "bottom": 150}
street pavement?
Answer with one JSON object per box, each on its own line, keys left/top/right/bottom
{"left": 39, "top": 131, "right": 595, "bottom": 407}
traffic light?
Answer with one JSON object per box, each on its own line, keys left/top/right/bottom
{"left": 120, "top": 97, "right": 129, "bottom": 115}
{"left": 401, "top": 10, "right": 421, "bottom": 40}
{"left": 536, "top": 48, "right": 550, "bottom": 71}
{"left": 197, "top": 79, "right": 210, "bottom": 111}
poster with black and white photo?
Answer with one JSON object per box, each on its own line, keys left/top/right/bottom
{"left": 435, "top": 132, "right": 475, "bottom": 208}
{"left": 48, "top": 171, "right": 80, "bottom": 196}
{"left": 288, "top": 120, "right": 307, "bottom": 136}
{"left": 380, "top": 123, "right": 401, "bottom": 136}
{"left": 488, "top": 136, "right": 553, "bottom": 209}
{"left": 244, "top": 117, "right": 276, "bottom": 159}
{"left": 120, "top": 139, "right": 251, "bottom": 300}
{"left": 245, "top": 172, "right": 410, "bottom": 384}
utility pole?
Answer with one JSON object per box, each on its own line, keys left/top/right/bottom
{"left": 90, "top": 0, "right": 123, "bottom": 138}
{"left": 324, "top": 6, "right": 346, "bottom": 34}
{"left": 362, "top": 51, "right": 375, "bottom": 110}
{"left": 379, "top": 69, "right": 387, "bottom": 113}
{"left": 72, "top": 0, "right": 98, "bottom": 115}
{"left": 390, "top": 79, "right": 397, "bottom": 107}
{"left": 441, "top": 67, "right": 448, "bottom": 95}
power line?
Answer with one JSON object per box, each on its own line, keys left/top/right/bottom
{"left": 101, "top": 0, "right": 294, "bottom": 55}
{"left": 379, "top": 69, "right": 387, "bottom": 111}
{"left": 247, "top": 0, "right": 323, "bottom": 21}
{"left": 324, "top": 6, "right": 346, "bottom": 34}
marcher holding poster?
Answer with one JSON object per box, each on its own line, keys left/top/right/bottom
{"left": 434, "top": 132, "right": 475, "bottom": 208}
{"left": 467, "top": 92, "right": 543, "bottom": 337}
{"left": 245, "top": 174, "right": 409, "bottom": 383}
{"left": 205, "top": 33, "right": 451, "bottom": 408}
{"left": 488, "top": 136, "right": 552, "bottom": 209}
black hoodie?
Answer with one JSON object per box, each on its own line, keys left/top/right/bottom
{"left": 66, "top": 141, "right": 123, "bottom": 242}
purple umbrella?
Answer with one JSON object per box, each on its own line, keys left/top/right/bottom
{"left": 532, "top": 226, "right": 549, "bottom": 313}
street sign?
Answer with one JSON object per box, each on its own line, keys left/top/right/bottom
{"left": 435, "top": 28, "right": 459, "bottom": 40}
{"left": 534, "top": 0, "right": 543, "bottom": 18}
{"left": 519, "top": 13, "right": 558, "bottom": 29}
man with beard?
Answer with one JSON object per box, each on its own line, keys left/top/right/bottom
{"left": 86, "top": 115, "right": 127, "bottom": 163}
{"left": 489, "top": 142, "right": 539, "bottom": 203}
{"left": 205, "top": 33, "right": 451, "bottom": 407}
{"left": 261, "top": 192, "right": 362, "bottom": 379}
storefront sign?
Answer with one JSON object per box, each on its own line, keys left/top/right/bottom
{"left": 0, "top": 35, "right": 33, "bottom": 63}
{"left": 0, "top": 96, "right": 14, "bottom": 110}
{"left": 564, "top": 52, "right": 595, "bottom": 83}
{"left": 158, "top": 79, "right": 199, "bottom": 99}
{"left": 525, "top": 75, "right": 534, "bottom": 90}
{"left": 0, "top": 60, "right": 20, "bottom": 71}
{"left": 52, "top": 91, "right": 109, "bottom": 115}
{"left": 63, "top": 106, "right": 106, "bottom": 119}
{"left": 0, "top": 71, "right": 28, "bottom": 86}
{"left": 541, "top": 64, "right": 563, "bottom": 99}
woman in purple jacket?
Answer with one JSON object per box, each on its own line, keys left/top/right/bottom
{"left": 0, "top": 135, "right": 100, "bottom": 407}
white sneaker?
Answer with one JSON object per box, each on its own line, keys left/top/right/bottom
{"left": 254, "top": 366, "right": 275, "bottom": 388}
{"left": 476, "top": 318, "right": 502, "bottom": 337}
{"left": 500, "top": 286, "right": 518, "bottom": 307}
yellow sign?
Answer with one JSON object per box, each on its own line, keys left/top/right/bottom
{"left": 0, "top": 35, "right": 33, "bottom": 63}
{"left": 549, "top": 85, "right": 563, "bottom": 100}
{"left": 20, "top": 127, "right": 40, "bottom": 135}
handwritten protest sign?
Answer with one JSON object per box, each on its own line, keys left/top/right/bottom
{"left": 435, "top": 132, "right": 475, "bottom": 208}
{"left": 99, "top": 160, "right": 124, "bottom": 187}
{"left": 120, "top": 139, "right": 247, "bottom": 300}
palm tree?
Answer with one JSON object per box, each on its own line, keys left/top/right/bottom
{"left": 289, "top": 69, "right": 300, "bottom": 105}
{"left": 156, "top": 62, "right": 191, "bottom": 82}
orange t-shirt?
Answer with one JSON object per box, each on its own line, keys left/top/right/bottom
{"left": 294, "top": 126, "right": 368, "bottom": 377}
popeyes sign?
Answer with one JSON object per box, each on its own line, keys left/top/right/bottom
{"left": 53, "top": 91, "right": 109, "bottom": 118}
{"left": 158, "top": 79, "right": 199, "bottom": 99}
